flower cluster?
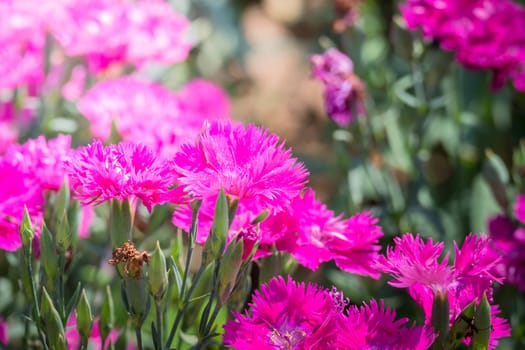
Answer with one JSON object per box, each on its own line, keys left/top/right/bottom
{"left": 375, "top": 233, "right": 510, "bottom": 349}
{"left": 401, "top": 0, "right": 525, "bottom": 90}
{"left": 224, "top": 276, "right": 435, "bottom": 349}
{"left": 311, "top": 48, "right": 366, "bottom": 127}
{"left": 0, "top": 0, "right": 190, "bottom": 91}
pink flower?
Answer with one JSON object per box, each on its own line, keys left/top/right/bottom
{"left": 0, "top": 1, "right": 45, "bottom": 90}
{"left": 176, "top": 79, "right": 231, "bottom": 123}
{"left": 341, "top": 299, "right": 435, "bottom": 349}
{"left": 401, "top": 0, "right": 525, "bottom": 91}
{"left": 375, "top": 233, "right": 510, "bottom": 349}
{"left": 3, "top": 135, "right": 72, "bottom": 191}
{"left": 514, "top": 193, "right": 525, "bottom": 224}
{"left": 270, "top": 189, "right": 383, "bottom": 277}
{"left": 374, "top": 234, "right": 454, "bottom": 293}
{"left": 78, "top": 78, "right": 229, "bottom": 158}
{"left": 311, "top": 48, "right": 366, "bottom": 127}
{"left": 0, "top": 122, "right": 17, "bottom": 154}
{"left": 172, "top": 121, "right": 308, "bottom": 212}
{"left": 223, "top": 276, "right": 342, "bottom": 349}
{"left": 0, "top": 161, "right": 43, "bottom": 251}
{"left": 124, "top": 1, "right": 191, "bottom": 67}
{"left": 65, "top": 314, "right": 134, "bottom": 350}
{"left": 65, "top": 141, "right": 178, "bottom": 210}
{"left": 0, "top": 317, "right": 7, "bottom": 344}
{"left": 488, "top": 214, "right": 525, "bottom": 291}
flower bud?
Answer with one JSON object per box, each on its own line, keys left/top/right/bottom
{"left": 218, "top": 239, "right": 243, "bottom": 305}
{"left": 20, "top": 206, "right": 35, "bottom": 248}
{"left": 148, "top": 241, "right": 168, "bottom": 300}
{"left": 76, "top": 289, "right": 94, "bottom": 340}
{"left": 203, "top": 190, "right": 228, "bottom": 264}
{"left": 472, "top": 292, "right": 492, "bottom": 350}
{"left": 125, "top": 276, "right": 150, "bottom": 327}
{"left": 40, "top": 225, "right": 58, "bottom": 285}
{"left": 450, "top": 299, "right": 477, "bottom": 346}
{"left": 40, "top": 287, "right": 66, "bottom": 350}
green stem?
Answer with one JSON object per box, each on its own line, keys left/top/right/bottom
{"left": 155, "top": 299, "right": 163, "bottom": 350}
{"left": 135, "top": 326, "right": 144, "bottom": 350}
{"left": 25, "top": 247, "right": 50, "bottom": 350}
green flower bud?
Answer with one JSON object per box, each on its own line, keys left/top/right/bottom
{"left": 148, "top": 241, "right": 168, "bottom": 300}
{"left": 472, "top": 292, "right": 492, "bottom": 350}
{"left": 203, "top": 190, "right": 229, "bottom": 264}
{"left": 54, "top": 180, "right": 70, "bottom": 220}
{"left": 125, "top": 276, "right": 150, "bottom": 327}
{"left": 20, "top": 206, "right": 35, "bottom": 248}
{"left": 77, "top": 289, "right": 94, "bottom": 340}
{"left": 40, "top": 287, "right": 66, "bottom": 350}
{"left": 450, "top": 299, "right": 477, "bottom": 346}
{"left": 40, "top": 225, "right": 58, "bottom": 285}
{"left": 218, "top": 239, "right": 243, "bottom": 305}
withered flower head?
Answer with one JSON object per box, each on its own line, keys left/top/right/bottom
{"left": 109, "top": 241, "right": 150, "bottom": 279}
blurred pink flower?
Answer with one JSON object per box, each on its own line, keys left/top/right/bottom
{"left": 0, "top": 317, "right": 7, "bottom": 344}
{"left": 0, "top": 123, "right": 17, "bottom": 154}
{"left": 401, "top": 0, "right": 525, "bottom": 91}
{"left": 341, "top": 299, "right": 435, "bottom": 349}
{"left": 78, "top": 205, "right": 94, "bottom": 239}
{"left": 78, "top": 78, "right": 230, "bottom": 158}
{"left": 125, "top": 1, "right": 191, "bottom": 67}
{"left": 4, "top": 135, "right": 72, "bottom": 191}
{"left": 223, "top": 276, "right": 342, "bottom": 349}
{"left": 0, "top": 1, "right": 47, "bottom": 90}
{"left": 51, "top": 0, "right": 190, "bottom": 73}
{"left": 514, "top": 193, "right": 525, "bottom": 224}
{"left": 66, "top": 314, "right": 132, "bottom": 350}
{"left": 0, "top": 161, "right": 43, "bottom": 251}
{"left": 172, "top": 121, "right": 308, "bottom": 212}
{"left": 176, "top": 79, "right": 231, "bottom": 123}
{"left": 311, "top": 48, "right": 366, "bottom": 127}
{"left": 65, "top": 141, "right": 179, "bottom": 210}
{"left": 488, "top": 214, "right": 525, "bottom": 291}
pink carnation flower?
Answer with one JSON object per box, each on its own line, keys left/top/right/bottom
{"left": 401, "top": 0, "right": 525, "bottom": 91}
{"left": 79, "top": 78, "right": 230, "bottom": 158}
{"left": 223, "top": 276, "right": 342, "bottom": 349}
{"left": 3, "top": 135, "right": 72, "bottom": 191}
{"left": 375, "top": 233, "right": 510, "bottom": 349}
{"left": 270, "top": 189, "right": 383, "bottom": 277}
{"left": 0, "top": 122, "right": 17, "bottom": 154}
{"left": 0, "top": 161, "right": 43, "bottom": 251}
{"left": 172, "top": 121, "right": 308, "bottom": 212}
{"left": 488, "top": 214, "right": 525, "bottom": 291}
{"left": 341, "top": 299, "right": 435, "bottom": 349}
{"left": 311, "top": 48, "right": 366, "bottom": 127}
{"left": 65, "top": 141, "right": 178, "bottom": 210}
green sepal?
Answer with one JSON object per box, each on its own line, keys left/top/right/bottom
{"left": 217, "top": 239, "right": 244, "bottom": 305}
{"left": 472, "top": 292, "right": 492, "bottom": 350}
{"left": 148, "top": 241, "right": 168, "bottom": 300}
{"left": 449, "top": 299, "right": 477, "bottom": 346}
{"left": 40, "top": 287, "right": 66, "bottom": 350}
{"left": 40, "top": 225, "right": 58, "bottom": 284}
{"left": 76, "top": 289, "right": 94, "bottom": 340}
{"left": 100, "top": 285, "right": 115, "bottom": 344}
{"left": 110, "top": 199, "right": 132, "bottom": 248}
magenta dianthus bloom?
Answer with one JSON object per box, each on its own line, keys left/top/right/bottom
{"left": 375, "top": 233, "right": 510, "bottom": 349}
{"left": 172, "top": 121, "right": 308, "bottom": 212}
{"left": 65, "top": 141, "right": 178, "bottom": 210}
{"left": 4, "top": 135, "right": 72, "bottom": 191}
{"left": 270, "top": 189, "right": 383, "bottom": 277}
{"left": 0, "top": 161, "right": 43, "bottom": 252}
{"left": 223, "top": 276, "right": 342, "bottom": 349}
{"left": 341, "top": 299, "right": 435, "bottom": 349}
{"left": 311, "top": 48, "right": 366, "bottom": 127}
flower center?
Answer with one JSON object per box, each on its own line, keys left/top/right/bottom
{"left": 269, "top": 327, "right": 306, "bottom": 349}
